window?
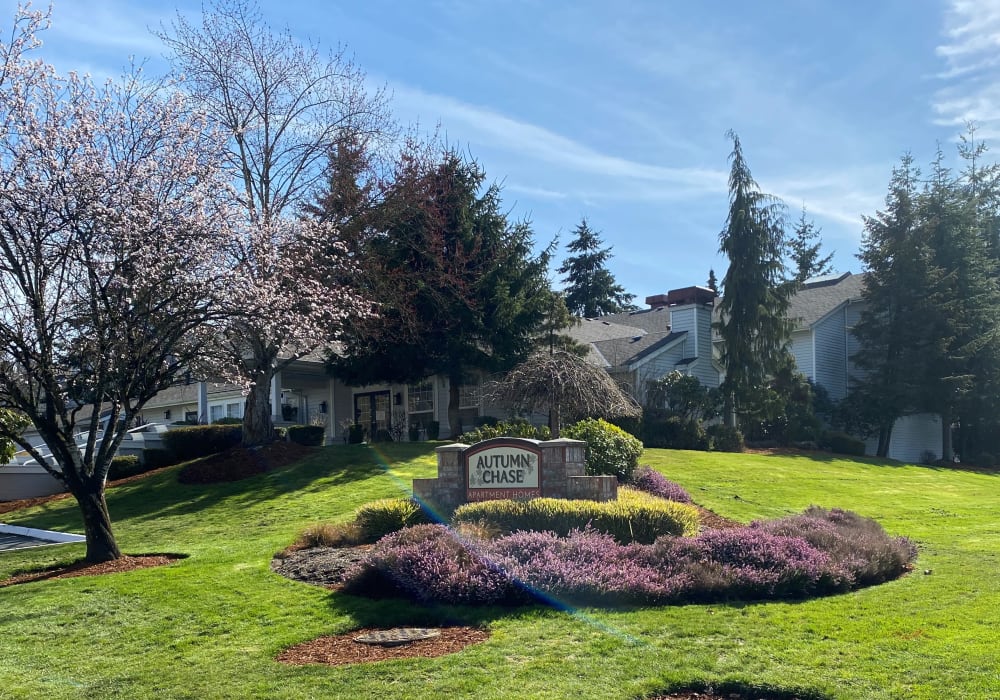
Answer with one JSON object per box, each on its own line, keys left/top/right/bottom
{"left": 226, "top": 402, "right": 242, "bottom": 419}
{"left": 407, "top": 383, "right": 433, "bottom": 413}
{"left": 163, "top": 409, "right": 171, "bottom": 420}
{"left": 209, "top": 404, "right": 224, "bottom": 422}
{"left": 459, "top": 383, "right": 480, "bottom": 409}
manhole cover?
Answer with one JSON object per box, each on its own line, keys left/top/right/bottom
{"left": 353, "top": 628, "right": 442, "bottom": 646}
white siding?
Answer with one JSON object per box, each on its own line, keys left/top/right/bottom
{"left": 633, "top": 342, "right": 688, "bottom": 403}
{"left": 789, "top": 330, "right": 814, "bottom": 379}
{"left": 814, "top": 307, "right": 848, "bottom": 400}
{"left": 863, "top": 413, "right": 943, "bottom": 464}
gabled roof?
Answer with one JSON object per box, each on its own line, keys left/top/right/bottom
{"left": 786, "top": 272, "right": 865, "bottom": 329}
{"left": 592, "top": 331, "right": 687, "bottom": 368}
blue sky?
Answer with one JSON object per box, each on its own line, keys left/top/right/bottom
{"left": 6, "top": 0, "right": 998, "bottom": 301}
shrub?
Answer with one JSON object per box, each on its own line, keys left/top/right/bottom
{"left": 821, "top": 431, "right": 866, "bottom": 456}
{"left": 162, "top": 425, "right": 242, "bottom": 462}
{"left": 354, "top": 498, "right": 431, "bottom": 542}
{"left": 347, "top": 424, "right": 365, "bottom": 444}
{"left": 974, "top": 452, "right": 996, "bottom": 468}
{"left": 341, "top": 524, "right": 519, "bottom": 605}
{"left": 753, "top": 506, "right": 917, "bottom": 587}
{"left": 292, "top": 521, "right": 363, "bottom": 549}
{"left": 287, "top": 425, "right": 325, "bottom": 446}
{"left": 452, "top": 488, "right": 700, "bottom": 543}
{"left": 628, "top": 465, "right": 692, "bottom": 503}
{"left": 641, "top": 413, "right": 708, "bottom": 450}
{"left": 341, "top": 507, "right": 918, "bottom": 607}
{"left": 212, "top": 416, "right": 243, "bottom": 425}
{"left": 373, "top": 428, "right": 393, "bottom": 443}
{"left": 459, "top": 418, "right": 550, "bottom": 444}
{"left": 706, "top": 424, "right": 744, "bottom": 452}
{"left": 427, "top": 420, "right": 441, "bottom": 440}
{"left": 108, "top": 455, "right": 142, "bottom": 480}
{"left": 141, "top": 448, "right": 176, "bottom": 470}
{"left": 562, "top": 417, "right": 643, "bottom": 482}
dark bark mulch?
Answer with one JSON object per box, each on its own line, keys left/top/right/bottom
{"left": 277, "top": 626, "right": 490, "bottom": 666}
{"left": 0, "top": 553, "right": 183, "bottom": 587}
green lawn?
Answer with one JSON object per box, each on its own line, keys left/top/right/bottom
{"left": 1, "top": 445, "right": 998, "bottom": 699}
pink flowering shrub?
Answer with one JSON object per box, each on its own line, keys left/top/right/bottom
{"left": 628, "top": 465, "right": 693, "bottom": 503}
{"left": 339, "top": 508, "right": 916, "bottom": 607}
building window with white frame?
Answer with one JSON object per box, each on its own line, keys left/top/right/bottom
{"left": 459, "top": 382, "right": 480, "bottom": 409}
{"left": 209, "top": 404, "right": 225, "bottom": 423}
{"left": 226, "top": 402, "right": 242, "bottom": 419}
{"left": 407, "top": 382, "right": 433, "bottom": 414}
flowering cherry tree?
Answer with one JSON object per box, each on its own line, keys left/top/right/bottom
{"left": 0, "top": 8, "right": 236, "bottom": 562}
{"left": 160, "top": 0, "right": 387, "bottom": 445}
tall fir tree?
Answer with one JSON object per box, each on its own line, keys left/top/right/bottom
{"left": 789, "top": 206, "right": 835, "bottom": 284}
{"left": 558, "top": 218, "right": 637, "bottom": 317}
{"left": 327, "top": 152, "right": 552, "bottom": 438}
{"left": 716, "top": 131, "right": 793, "bottom": 428}
{"left": 851, "top": 154, "right": 933, "bottom": 457}
{"left": 707, "top": 268, "right": 719, "bottom": 293}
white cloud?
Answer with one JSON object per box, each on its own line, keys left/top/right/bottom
{"left": 390, "top": 83, "right": 728, "bottom": 192}
{"left": 933, "top": 0, "right": 1000, "bottom": 129}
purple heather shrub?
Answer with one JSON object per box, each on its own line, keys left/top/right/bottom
{"left": 340, "top": 507, "right": 916, "bottom": 607}
{"left": 490, "top": 528, "right": 693, "bottom": 605}
{"left": 752, "top": 506, "right": 917, "bottom": 586}
{"left": 343, "top": 524, "right": 517, "bottom": 605}
{"left": 629, "top": 465, "right": 693, "bottom": 504}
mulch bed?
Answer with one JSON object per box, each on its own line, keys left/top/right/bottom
{"left": 0, "top": 553, "right": 183, "bottom": 587}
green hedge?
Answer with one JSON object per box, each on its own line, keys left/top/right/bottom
{"left": 821, "top": 431, "right": 866, "bottom": 456}
{"left": 162, "top": 425, "right": 242, "bottom": 462}
{"left": 562, "top": 418, "right": 643, "bottom": 482}
{"left": 287, "top": 425, "right": 325, "bottom": 446}
{"left": 452, "top": 487, "right": 700, "bottom": 544}
{"left": 108, "top": 455, "right": 142, "bottom": 480}
{"left": 459, "top": 418, "right": 550, "bottom": 444}
{"left": 641, "top": 413, "right": 709, "bottom": 450}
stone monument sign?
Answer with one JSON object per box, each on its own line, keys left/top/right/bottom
{"left": 412, "top": 437, "right": 617, "bottom": 515}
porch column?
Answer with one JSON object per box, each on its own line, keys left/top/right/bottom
{"left": 437, "top": 375, "right": 450, "bottom": 438}
{"left": 197, "top": 381, "right": 208, "bottom": 424}
{"left": 327, "top": 378, "right": 337, "bottom": 445}
{"left": 270, "top": 371, "right": 282, "bottom": 422}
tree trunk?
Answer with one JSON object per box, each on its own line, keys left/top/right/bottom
{"left": 940, "top": 410, "right": 953, "bottom": 462}
{"left": 549, "top": 403, "right": 561, "bottom": 439}
{"left": 876, "top": 422, "right": 893, "bottom": 458}
{"left": 448, "top": 377, "right": 461, "bottom": 440}
{"left": 243, "top": 379, "right": 275, "bottom": 447}
{"left": 76, "top": 486, "right": 121, "bottom": 563}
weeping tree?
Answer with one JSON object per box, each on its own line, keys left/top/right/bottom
{"left": 487, "top": 350, "right": 640, "bottom": 437}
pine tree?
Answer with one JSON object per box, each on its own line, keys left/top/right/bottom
{"left": 717, "top": 131, "right": 793, "bottom": 428}
{"left": 789, "top": 207, "right": 834, "bottom": 284}
{"left": 851, "top": 154, "right": 932, "bottom": 457}
{"left": 328, "top": 152, "right": 552, "bottom": 438}
{"left": 558, "top": 218, "right": 636, "bottom": 317}
{"left": 707, "top": 268, "right": 719, "bottom": 293}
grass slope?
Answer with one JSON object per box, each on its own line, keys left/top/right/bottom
{"left": 0, "top": 445, "right": 997, "bottom": 699}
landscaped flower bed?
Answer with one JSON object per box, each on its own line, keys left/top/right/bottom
{"left": 335, "top": 506, "right": 915, "bottom": 606}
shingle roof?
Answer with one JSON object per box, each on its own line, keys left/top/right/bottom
{"left": 592, "top": 331, "right": 686, "bottom": 368}
{"left": 596, "top": 306, "right": 672, "bottom": 333}
{"left": 786, "top": 272, "right": 865, "bottom": 329}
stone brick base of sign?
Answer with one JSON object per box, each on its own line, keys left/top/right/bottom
{"left": 413, "top": 438, "right": 618, "bottom": 515}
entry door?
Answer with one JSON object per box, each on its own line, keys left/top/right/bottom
{"left": 354, "top": 391, "right": 391, "bottom": 440}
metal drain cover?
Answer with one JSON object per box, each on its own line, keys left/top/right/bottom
{"left": 353, "top": 628, "right": 442, "bottom": 646}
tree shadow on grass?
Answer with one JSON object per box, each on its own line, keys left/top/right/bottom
{"left": 747, "top": 448, "right": 1000, "bottom": 476}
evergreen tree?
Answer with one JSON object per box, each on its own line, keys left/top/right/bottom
{"left": 716, "top": 131, "right": 793, "bottom": 428}
{"left": 558, "top": 218, "right": 637, "bottom": 317}
{"left": 707, "top": 268, "right": 719, "bottom": 293}
{"left": 851, "top": 155, "right": 933, "bottom": 457}
{"left": 327, "top": 152, "right": 552, "bottom": 438}
{"left": 789, "top": 207, "right": 835, "bottom": 284}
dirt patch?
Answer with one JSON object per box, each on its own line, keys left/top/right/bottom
{"left": 0, "top": 553, "right": 184, "bottom": 587}
{"left": 277, "top": 626, "right": 490, "bottom": 666}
